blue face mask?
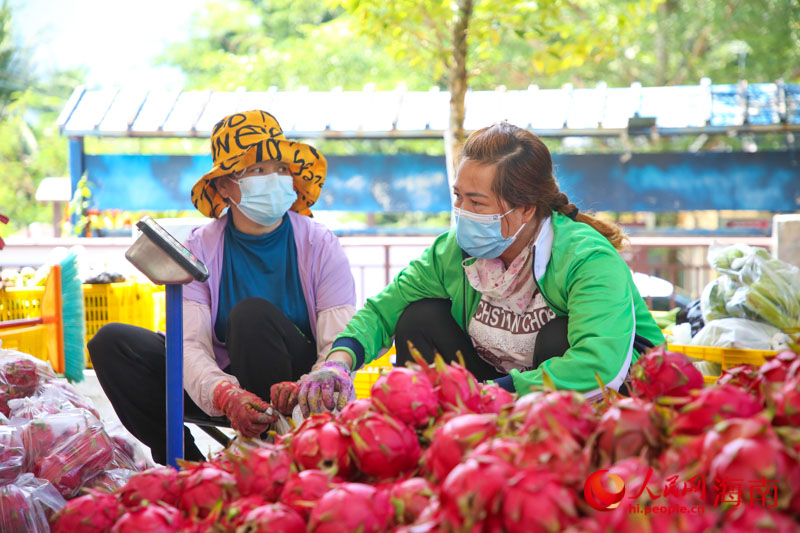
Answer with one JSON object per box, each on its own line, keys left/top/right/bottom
{"left": 454, "top": 206, "right": 524, "bottom": 259}
{"left": 231, "top": 173, "right": 297, "bottom": 227}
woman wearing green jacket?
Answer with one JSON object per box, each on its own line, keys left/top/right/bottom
{"left": 296, "top": 122, "right": 664, "bottom": 415}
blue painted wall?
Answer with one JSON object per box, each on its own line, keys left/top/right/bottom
{"left": 86, "top": 151, "right": 799, "bottom": 213}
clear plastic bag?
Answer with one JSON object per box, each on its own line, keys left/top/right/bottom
{"left": 84, "top": 467, "right": 138, "bottom": 493}
{"left": 0, "top": 474, "right": 66, "bottom": 533}
{"left": 21, "top": 409, "right": 97, "bottom": 469}
{"left": 105, "top": 421, "right": 152, "bottom": 472}
{"left": 0, "top": 425, "right": 25, "bottom": 484}
{"left": 691, "top": 318, "right": 784, "bottom": 350}
{"left": 30, "top": 413, "right": 114, "bottom": 498}
{"left": 702, "top": 244, "right": 800, "bottom": 331}
{"left": 0, "top": 349, "right": 57, "bottom": 417}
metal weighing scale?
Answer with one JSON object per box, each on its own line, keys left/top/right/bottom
{"left": 125, "top": 216, "right": 209, "bottom": 467}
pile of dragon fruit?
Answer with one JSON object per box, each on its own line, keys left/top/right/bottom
{"left": 0, "top": 348, "right": 147, "bottom": 533}
{"left": 45, "top": 343, "right": 800, "bottom": 533}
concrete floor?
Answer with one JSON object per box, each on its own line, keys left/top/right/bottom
{"left": 73, "top": 370, "right": 232, "bottom": 466}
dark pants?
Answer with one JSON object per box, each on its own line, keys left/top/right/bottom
{"left": 394, "top": 298, "right": 571, "bottom": 381}
{"left": 88, "top": 298, "right": 316, "bottom": 464}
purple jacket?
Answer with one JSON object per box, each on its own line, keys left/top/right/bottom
{"left": 183, "top": 211, "right": 356, "bottom": 369}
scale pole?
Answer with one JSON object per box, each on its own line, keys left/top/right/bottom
{"left": 165, "top": 284, "right": 184, "bottom": 467}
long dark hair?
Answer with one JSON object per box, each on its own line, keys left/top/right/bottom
{"left": 460, "top": 122, "right": 628, "bottom": 250}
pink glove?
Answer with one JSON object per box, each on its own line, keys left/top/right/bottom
{"left": 270, "top": 381, "right": 300, "bottom": 415}
{"left": 213, "top": 381, "right": 277, "bottom": 438}
{"left": 298, "top": 361, "right": 355, "bottom": 417}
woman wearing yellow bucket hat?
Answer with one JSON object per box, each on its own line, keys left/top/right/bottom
{"left": 89, "top": 110, "right": 357, "bottom": 463}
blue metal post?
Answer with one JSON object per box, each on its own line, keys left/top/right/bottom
{"left": 165, "top": 284, "right": 184, "bottom": 467}
{"left": 68, "top": 137, "right": 84, "bottom": 230}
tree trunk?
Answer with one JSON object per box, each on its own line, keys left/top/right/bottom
{"left": 445, "top": 0, "right": 472, "bottom": 223}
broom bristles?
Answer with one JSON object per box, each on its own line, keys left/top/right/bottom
{"left": 58, "top": 252, "right": 85, "bottom": 382}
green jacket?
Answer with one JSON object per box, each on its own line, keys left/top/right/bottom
{"left": 332, "top": 212, "right": 664, "bottom": 398}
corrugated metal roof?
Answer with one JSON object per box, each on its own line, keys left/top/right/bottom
{"left": 58, "top": 81, "right": 800, "bottom": 139}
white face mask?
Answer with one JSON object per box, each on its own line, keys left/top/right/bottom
{"left": 230, "top": 173, "right": 296, "bottom": 226}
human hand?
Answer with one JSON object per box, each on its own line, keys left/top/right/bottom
{"left": 297, "top": 360, "right": 355, "bottom": 417}
{"left": 270, "top": 381, "right": 300, "bottom": 415}
{"left": 213, "top": 380, "right": 277, "bottom": 438}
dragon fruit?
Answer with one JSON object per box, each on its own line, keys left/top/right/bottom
{"left": 502, "top": 469, "right": 579, "bottom": 533}
{"left": 630, "top": 347, "right": 704, "bottom": 401}
{"left": 657, "top": 435, "right": 704, "bottom": 475}
{"left": 350, "top": 411, "right": 421, "bottom": 479}
{"left": 228, "top": 443, "right": 293, "bottom": 500}
{"left": 336, "top": 398, "right": 373, "bottom": 426}
{"left": 2, "top": 357, "right": 39, "bottom": 395}
{"left": 478, "top": 383, "right": 515, "bottom": 414}
{"left": 717, "top": 365, "right": 763, "bottom": 394}
{"left": 389, "top": 477, "right": 438, "bottom": 526}
{"left": 607, "top": 457, "right": 664, "bottom": 504}
{"left": 672, "top": 384, "right": 763, "bottom": 435}
{"left": 412, "top": 351, "right": 482, "bottom": 413}
{"left": 280, "top": 469, "right": 340, "bottom": 520}
{"left": 708, "top": 435, "right": 796, "bottom": 510}
{"left": 773, "top": 377, "right": 800, "bottom": 427}
{"left": 178, "top": 463, "right": 238, "bottom": 519}
{"left": 593, "top": 397, "right": 666, "bottom": 465}
{"left": 111, "top": 503, "right": 181, "bottom": 533}
{"left": 0, "top": 483, "right": 46, "bottom": 533}
{"left": 592, "top": 493, "right": 717, "bottom": 533}
{"left": 759, "top": 351, "right": 798, "bottom": 384}
{"left": 0, "top": 425, "right": 24, "bottom": 484}
{"left": 85, "top": 468, "right": 137, "bottom": 494}
{"left": 23, "top": 409, "right": 96, "bottom": 468}
{"left": 422, "top": 413, "right": 497, "bottom": 481}
{"left": 118, "top": 466, "right": 180, "bottom": 507}
{"left": 699, "top": 416, "right": 776, "bottom": 472}
{"left": 308, "top": 482, "right": 393, "bottom": 533}
{"left": 371, "top": 367, "right": 439, "bottom": 427}
{"left": 51, "top": 490, "right": 123, "bottom": 533}
{"left": 290, "top": 413, "right": 354, "bottom": 477}
{"left": 718, "top": 505, "right": 800, "bottom": 533}
{"left": 519, "top": 390, "right": 597, "bottom": 445}
{"left": 217, "top": 495, "right": 267, "bottom": 530}
{"left": 35, "top": 425, "right": 115, "bottom": 498}
{"left": 440, "top": 454, "right": 512, "bottom": 532}
{"left": 236, "top": 503, "right": 306, "bottom": 533}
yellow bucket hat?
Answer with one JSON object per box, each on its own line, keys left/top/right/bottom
{"left": 191, "top": 110, "right": 327, "bottom": 218}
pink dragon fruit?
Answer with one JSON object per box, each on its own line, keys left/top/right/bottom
{"left": 23, "top": 410, "right": 95, "bottom": 467}
{"left": 0, "top": 483, "right": 45, "bottom": 533}
{"left": 630, "top": 346, "right": 704, "bottom": 401}
{"left": 389, "top": 477, "right": 438, "bottom": 526}
{"left": 502, "top": 469, "right": 579, "bottom": 533}
{"left": 699, "top": 415, "right": 776, "bottom": 473}
{"left": 178, "top": 463, "right": 238, "bottom": 519}
{"left": 111, "top": 503, "right": 181, "bottom": 533}
{"left": 218, "top": 494, "right": 268, "bottom": 530}
{"left": 412, "top": 352, "right": 483, "bottom": 413}
{"left": 593, "top": 397, "right": 666, "bottom": 465}
{"left": 35, "top": 425, "right": 115, "bottom": 498}
{"left": 308, "top": 482, "right": 393, "bottom": 533}
{"left": 236, "top": 503, "right": 306, "bottom": 533}
{"left": 350, "top": 411, "right": 421, "bottom": 479}
{"left": 672, "top": 384, "right": 763, "bottom": 435}
{"left": 228, "top": 443, "right": 293, "bottom": 500}
{"left": 657, "top": 435, "right": 704, "bottom": 475}
{"left": 336, "top": 398, "right": 373, "bottom": 426}
{"left": 607, "top": 457, "right": 664, "bottom": 504}
{"left": 592, "top": 493, "right": 717, "bottom": 533}
{"left": 759, "top": 351, "right": 798, "bottom": 384}
{"left": 84, "top": 468, "right": 136, "bottom": 493}
{"left": 440, "top": 454, "right": 513, "bottom": 533}
{"left": 422, "top": 413, "right": 497, "bottom": 481}
{"left": 718, "top": 505, "right": 800, "bottom": 533}
{"left": 508, "top": 390, "right": 547, "bottom": 420}
{"left": 280, "top": 469, "right": 340, "bottom": 520}
{"left": 289, "top": 413, "right": 354, "bottom": 477}
{"left": 2, "top": 357, "right": 39, "bottom": 395}
{"left": 0, "top": 425, "right": 24, "bottom": 484}
{"left": 118, "top": 466, "right": 180, "bottom": 507}
{"left": 773, "top": 377, "right": 800, "bottom": 427}
{"left": 717, "top": 365, "right": 763, "bottom": 394}
{"left": 519, "top": 390, "right": 598, "bottom": 445}
{"left": 478, "top": 383, "right": 515, "bottom": 414}
{"left": 707, "top": 435, "right": 796, "bottom": 510}
{"left": 51, "top": 490, "right": 123, "bottom": 533}
{"left": 371, "top": 367, "right": 439, "bottom": 427}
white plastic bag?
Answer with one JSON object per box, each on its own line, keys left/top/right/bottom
{"left": 691, "top": 318, "right": 786, "bottom": 350}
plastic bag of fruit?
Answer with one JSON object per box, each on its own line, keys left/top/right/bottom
{"left": 0, "top": 424, "right": 25, "bottom": 484}
{"left": 84, "top": 467, "right": 138, "bottom": 493}
{"left": 21, "top": 408, "right": 115, "bottom": 498}
{"left": 0, "top": 349, "right": 58, "bottom": 416}
{"left": 0, "top": 473, "right": 66, "bottom": 533}
{"left": 8, "top": 379, "right": 100, "bottom": 421}
{"left": 105, "top": 420, "right": 152, "bottom": 472}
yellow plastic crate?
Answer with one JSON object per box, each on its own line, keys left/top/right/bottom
{"left": 668, "top": 344, "right": 777, "bottom": 383}
{"left": 0, "top": 287, "right": 44, "bottom": 322}
{"left": 0, "top": 324, "right": 49, "bottom": 362}
{"left": 353, "top": 348, "right": 395, "bottom": 399}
